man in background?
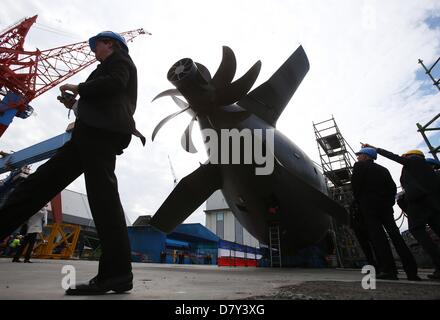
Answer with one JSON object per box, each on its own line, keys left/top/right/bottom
{"left": 351, "top": 147, "right": 419, "bottom": 281}
{"left": 12, "top": 204, "right": 48, "bottom": 263}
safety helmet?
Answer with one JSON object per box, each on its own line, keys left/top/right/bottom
{"left": 426, "top": 158, "right": 440, "bottom": 169}
{"left": 89, "top": 31, "right": 128, "bottom": 53}
{"left": 356, "top": 147, "right": 377, "bottom": 160}
{"left": 402, "top": 150, "right": 425, "bottom": 158}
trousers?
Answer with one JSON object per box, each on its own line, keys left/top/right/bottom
{"left": 407, "top": 197, "right": 440, "bottom": 270}
{"left": 361, "top": 206, "right": 418, "bottom": 276}
{"left": 13, "top": 232, "right": 37, "bottom": 261}
{"left": 0, "top": 121, "right": 132, "bottom": 279}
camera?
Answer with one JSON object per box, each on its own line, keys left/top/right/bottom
{"left": 61, "top": 91, "right": 75, "bottom": 100}
{"left": 58, "top": 91, "right": 76, "bottom": 105}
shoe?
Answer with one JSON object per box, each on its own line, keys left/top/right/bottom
{"left": 376, "top": 272, "right": 399, "bottom": 280}
{"left": 12, "top": 259, "right": 21, "bottom": 263}
{"left": 407, "top": 275, "right": 422, "bottom": 281}
{"left": 23, "top": 260, "right": 32, "bottom": 263}
{"left": 65, "top": 273, "right": 133, "bottom": 296}
{"left": 427, "top": 271, "right": 440, "bottom": 280}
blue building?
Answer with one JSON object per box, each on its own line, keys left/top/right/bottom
{"left": 127, "top": 223, "right": 219, "bottom": 265}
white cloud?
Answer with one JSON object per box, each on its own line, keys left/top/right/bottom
{"left": 1, "top": 0, "right": 439, "bottom": 233}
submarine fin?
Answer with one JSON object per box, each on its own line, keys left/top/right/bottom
{"left": 238, "top": 46, "right": 310, "bottom": 127}
{"left": 275, "top": 157, "right": 349, "bottom": 225}
{"left": 150, "top": 164, "right": 222, "bottom": 233}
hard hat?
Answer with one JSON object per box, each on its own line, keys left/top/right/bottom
{"left": 356, "top": 147, "right": 377, "bottom": 160}
{"left": 89, "top": 31, "right": 128, "bottom": 53}
{"left": 426, "top": 158, "right": 440, "bottom": 169}
{"left": 402, "top": 150, "right": 425, "bottom": 158}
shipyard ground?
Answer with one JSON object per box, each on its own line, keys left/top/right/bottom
{"left": 0, "top": 258, "right": 439, "bottom": 300}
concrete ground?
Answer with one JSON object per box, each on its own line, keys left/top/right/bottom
{"left": 0, "top": 258, "right": 439, "bottom": 300}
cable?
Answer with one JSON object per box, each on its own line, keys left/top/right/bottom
{"left": 398, "top": 215, "right": 405, "bottom": 230}
{"left": 0, "top": 17, "right": 26, "bottom": 35}
{"left": 35, "top": 22, "right": 75, "bottom": 34}
{"left": 34, "top": 25, "right": 79, "bottom": 40}
{"left": 394, "top": 211, "right": 404, "bottom": 222}
{"left": 395, "top": 210, "right": 407, "bottom": 229}
{"left": 34, "top": 23, "right": 80, "bottom": 40}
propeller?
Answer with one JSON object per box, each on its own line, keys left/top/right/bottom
{"left": 195, "top": 62, "right": 212, "bottom": 82}
{"left": 151, "top": 46, "right": 262, "bottom": 154}
{"left": 152, "top": 89, "right": 182, "bottom": 102}
{"left": 211, "top": 46, "right": 237, "bottom": 88}
{"left": 151, "top": 106, "right": 190, "bottom": 142}
{"left": 181, "top": 114, "right": 198, "bottom": 153}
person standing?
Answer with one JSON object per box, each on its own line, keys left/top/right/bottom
{"left": 160, "top": 251, "right": 167, "bottom": 264}
{"left": 363, "top": 145, "right": 440, "bottom": 280}
{"left": 2, "top": 234, "right": 21, "bottom": 257}
{"left": 0, "top": 31, "right": 145, "bottom": 295}
{"left": 348, "top": 201, "right": 377, "bottom": 269}
{"left": 12, "top": 205, "right": 48, "bottom": 263}
{"left": 178, "top": 251, "right": 185, "bottom": 264}
{"left": 351, "top": 147, "right": 420, "bottom": 281}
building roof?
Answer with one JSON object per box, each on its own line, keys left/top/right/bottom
{"left": 133, "top": 215, "right": 151, "bottom": 226}
{"left": 205, "top": 190, "right": 230, "bottom": 212}
{"left": 170, "top": 223, "right": 220, "bottom": 243}
{"left": 48, "top": 189, "right": 132, "bottom": 228}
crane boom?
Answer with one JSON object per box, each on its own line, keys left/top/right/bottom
{"left": 168, "top": 155, "right": 178, "bottom": 187}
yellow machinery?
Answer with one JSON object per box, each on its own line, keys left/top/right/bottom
{"left": 32, "top": 223, "right": 81, "bottom": 260}
{"left": 33, "top": 192, "right": 81, "bottom": 260}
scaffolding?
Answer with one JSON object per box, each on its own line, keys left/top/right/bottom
{"left": 313, "top": 116, "right": 357, "bottom": 203}
{"left": 313, "top": 116, "right": 365, "bottom": 268}
{"left": 418, "top": 57, "right": 440, "bottom": 161}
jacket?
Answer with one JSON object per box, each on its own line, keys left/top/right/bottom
{"left": 351, "top": 160, "right": 397, "bottom": 213}
{"left": 26, "top": 207, "right": 47, "bottom": 234}
{"left": 377, "top": 148, "right": 440, "bottom": 204}
{"left": 77, "top": 50, "right": 145, "bottom": 145}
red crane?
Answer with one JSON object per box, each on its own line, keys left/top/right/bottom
{"left": 0, "top": 15, "right": 147, "bottom": 136}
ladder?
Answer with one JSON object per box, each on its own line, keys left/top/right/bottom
{"left": 269, "top": 224, "right": 282, "bottom": 267}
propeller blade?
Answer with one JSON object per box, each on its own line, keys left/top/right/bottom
{"left": 181, "top": 114, "right": 198, "bottom": 153}
{"left": 211, "top": 46, "right": 237, "bottom": 89}
{"left": 152, "top": 89, "right": 182, "bottom": 102}
{"left": 171, "top": 96, "right": 188, "bottom": 108}
{"left": 150, "top": 164, "right": 222, "bottom": 233}
{"left": 151, "top": 107, "right": 190, "bottom": 141}
{"left": 195, "top": 62, "right": 212, "bottom": 82}
{"left": 214, "top": 60, "right": 262, "bottom": 107}
{"left": 171, "top": 96, "right": 196, "bottom": 117}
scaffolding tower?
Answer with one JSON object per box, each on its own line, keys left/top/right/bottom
{"left": 418, "top": 57, "right": 440, "bottom": 161}
{"left": 314, "top": 116, "right": 357, "bottom": 207}
{"left": 313, "top": 116, "right": 365, "bottom": 268}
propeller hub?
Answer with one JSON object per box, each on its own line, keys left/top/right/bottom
{"left": 174, "top": 65, "right": 186, "bottom": 75}
{"left": 167, "top": 58, "right": 211, "bottom": 110}
{"left": 168, "top": 58, "right": 203, "bottom": 84}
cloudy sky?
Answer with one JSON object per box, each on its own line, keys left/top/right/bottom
{"left": 1, "top": 0, "right": 439, "bottom": 231}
